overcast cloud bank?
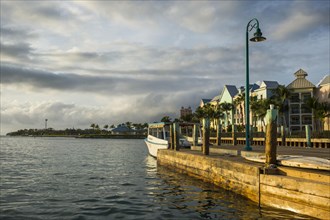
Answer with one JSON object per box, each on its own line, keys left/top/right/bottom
{"left": 1, "top": 1, "right": 329, "bottom": 134}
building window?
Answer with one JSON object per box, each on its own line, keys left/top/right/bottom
{"left": 290, "top": 104, "right": 300, "bottom": 114}
{"left": 301, "top": 104, "right": 311, "bottom": 113}
{"left": 290, "top": 115, "right": 300, "bottom": 125}
{"left": 302, "top": 115, "right": 312, "bottom": 125}
{"left": 290, "top": 93, "right": 300, "bottom": 103}
{"left": 291, "top": 126, "right": 301, "bottom": 131}
{"left": 301, "top": 92, "right": 311, "bottom": 103}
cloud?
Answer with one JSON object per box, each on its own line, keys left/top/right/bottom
{"left": 271, "top": 1, "right": 329, "bottom": 40}
{"left": 1, "top": 42, "right": 34, "bottom": 61}
{"left": 1, "top": 64, "right": 218, "bottom": 96}
{"left": 273, "top": 12, "right": 321, "bottom": 40}
{"left": 0, "top": 1, "right": 329, "bottom": 135}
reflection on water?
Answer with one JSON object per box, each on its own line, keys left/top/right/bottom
{"left": 145, "top": 155, "right": 314, "bottom": 220}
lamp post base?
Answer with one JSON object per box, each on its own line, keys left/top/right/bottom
{"left": 243, "top": 145, "right": 253, "bottom": 151}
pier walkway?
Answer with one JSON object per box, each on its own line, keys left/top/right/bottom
{"left": 200, "top": 144, "right": 330, "bottom": 159}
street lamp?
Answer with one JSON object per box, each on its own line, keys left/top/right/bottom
{"left": 244, "top": 18, "right": 266, "bottom": 151}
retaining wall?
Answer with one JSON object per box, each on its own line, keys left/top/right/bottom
{"left": 157, "top": 149, "right": 330, "bottom": 219}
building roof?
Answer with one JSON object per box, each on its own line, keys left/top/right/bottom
{"left": 225, "top": 85, "right": 238, "bottom": 98}
{"left": 317, "top": 75, "right": 330, "bottom": 87}
{"left": 287, "top": 69, "right": 315, "bottom": 89}
{"left": 250, "top": 83, "right": 260, "bottom": 92}
{"left": 260, "top": 80, "right": 279, "bottom": 88}
{"left": 211, "top": 95, "right": 220, "bottom": 102}
{"left": 201, "top": 99, "right": 212, "bottom": 104}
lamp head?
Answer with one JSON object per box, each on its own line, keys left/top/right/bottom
{"left": 250, "top": 28, "right": 266, "bottom": 42}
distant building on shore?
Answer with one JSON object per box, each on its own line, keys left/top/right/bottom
{"left": 180, "top": 106, "right": 192, "bottom": 118}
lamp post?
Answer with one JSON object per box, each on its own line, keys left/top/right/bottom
{"left": 244, "top": 18, "right": 266, "bottom": 151}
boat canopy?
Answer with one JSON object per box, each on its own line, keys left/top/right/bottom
{"left": 148, "top": 122, "right": 171, "bottom": 129}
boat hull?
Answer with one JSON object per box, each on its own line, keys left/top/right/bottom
{"left": 144, "top": 135, "right": 168, "bottom": 158}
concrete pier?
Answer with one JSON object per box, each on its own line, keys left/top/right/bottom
{"left": 157, "top": 148, "right": 330, "bottom": 219}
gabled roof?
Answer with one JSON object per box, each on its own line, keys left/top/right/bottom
{"left": 225, "top": 85, "right": 238, "bottom": 98}
{"left": 201, "top": 99, "right": 212, "bottom": 104}
{"left": 317, "top": 75, "right": 330, "bottom": 87}
{"left": 260, "top": 81, "right": 279, "bottom": 88}
{"left": 287, "top": 69, "right": 315, "bottom": 89}
{"left": 249, "top": 83, "right": 260, "bottom": 92}
{"left": 211, "top": 95, "right": 220, "bottom": 102}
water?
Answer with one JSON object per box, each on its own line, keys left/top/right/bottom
{"left": 0, "top": 137, "right": 314, "bottom": 220}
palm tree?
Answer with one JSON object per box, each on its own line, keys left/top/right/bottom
{"left": 193, "top": 104, "right": 219, "bottom": 123}
{"left": 220, "top": 102, "right": 233, "bottom": 130}
{"left": 233, "top": 92, "right": 245, "bottom": 126}
{"left": 250, "top": 99, "right": 271, "bottom": 131}
{"left": 305, "top": 97, "right": 330, "bottom": 131}
{"left": 90, "top": 123, "right": 95, "bottom": 130}
{"left": 271, "top": 85, "right": 291, "bottom": 128}
{"left": 161, "top": 116, "right": 172, "bottom": 122}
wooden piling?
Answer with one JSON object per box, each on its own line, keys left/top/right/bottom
{"left": 232, "top": 124, "right": 237, "bottom": 146}
{"left": 280, "top": 125, "right": 286, "bottom": 146}
{"left": 173, "top": 122, "right": 180, "bottom": 151}
{"left": 216, "top": 119, "right": 221, "bottom": 146}
{"left": 169, "top": 124, "right": 174, "bottom": 150}
{"left": 305, "top": 125, "right": 311, "bottom": 148}
{"left": 265, "top": 105, "right": 278, "bottom": 165}
{"left": 202, "top": 118, "right": 210, "bottom": 155}
{"left": 192, "top": 123, "right": 199, "bottom": 146}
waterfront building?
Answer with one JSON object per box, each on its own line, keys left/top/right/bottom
{"left": 286, "top": 69, "right": 316, "bottom": 131}
{"left": 252, "top": 80, "right": 279, "bottom": 100}
{"left": 251, "top": 80, "right": 279, "bottom": 131}
{"left": 199, "top": 99, "right": 212, "bottom": 107}
{"left": 180, "top": 106, "right": 192, "bottom": 118}
{"left": 219, "top": 85, "right": 238, "bottom": 129}
{"left": 196, "top": 69, "right": 327, "bottom": 133}
{"left": 316, "top": 75, "right": 330, "bottom": 130}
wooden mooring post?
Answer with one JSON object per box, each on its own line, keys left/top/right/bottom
{"left": 192, "top": 123, "right": 199, "bottom": 146}
{"left": 169, "top": 124, "right": 174, "bottom": 150}
{"left": 202, "top": 118, "right": 210, "bottom": 155}
{"left": 265, "top": 105, "right": 278, "bottom": 166}
{"left": 280, "top": 125, "right": 286, "bottom": 146}
{"left": 305, "top": 125, "right": 312, "bottom": 148}
{"left": 216, "top": 119, "right": 221, "bottom": 146}
{"left": 232, "top": 124, "right": 237, "bottom": 146}
{"left": 173, "top": 122, "right": 180, "bottom": 151}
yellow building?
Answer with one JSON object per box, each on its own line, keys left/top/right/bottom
{"left": 316, "top": 75, "right": 330, "bottom": 130}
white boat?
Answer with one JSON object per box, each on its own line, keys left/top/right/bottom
{"left": 144, "top": 122, "right": 191, "bottom": 157}
{"left": 242, "top": 154, "right": 330, "bottom": 171}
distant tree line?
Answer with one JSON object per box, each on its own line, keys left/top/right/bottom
{"left": 6, "top": 122, "right": 148, "bottom": 136}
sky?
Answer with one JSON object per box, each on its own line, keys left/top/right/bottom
{"left": 1, "top": 0, "right": 329, "bottom": 135}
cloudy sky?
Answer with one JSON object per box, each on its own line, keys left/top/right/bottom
{"left": 1, "top": 1, "right": 329, "bottom": 134}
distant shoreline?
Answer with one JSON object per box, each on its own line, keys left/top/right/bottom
{"left": 5, "top": 134, "right": 146, "bottom": 139}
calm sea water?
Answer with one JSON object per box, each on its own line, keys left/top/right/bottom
{"left": 0, "top": 137, "right": 313, "bottom": 220}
